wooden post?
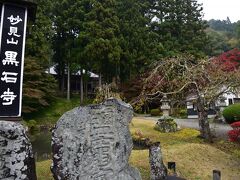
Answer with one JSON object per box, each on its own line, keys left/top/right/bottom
{"left": 213, "top": 170, "right": 221, "bottom": 180}
{"left": 168, "top": 162, "right": 176, "bottom": 175}
{"left": 149, "top": 142, "right": 167, "bottom": 180}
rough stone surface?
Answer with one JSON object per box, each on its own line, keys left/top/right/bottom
{"left": 149, "top": 142, "right": 167, "bottom": 180}
{"left": 0, "top": 121, "right": 37, "bottom": 180}
{"left": 51, "top": 98, "right": 142, "bottom": 180}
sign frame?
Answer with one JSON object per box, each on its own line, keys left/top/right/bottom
{"left": 0, "top": 3, "right": 28, "bottom": 118}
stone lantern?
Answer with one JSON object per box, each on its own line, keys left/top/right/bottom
{"left": 161, "top": 94, "right": 170, "bottom": 117}
{"left": 218, "top": 96, "right": 227, "bottom": 122}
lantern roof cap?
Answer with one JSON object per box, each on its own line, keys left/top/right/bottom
{"left": 161, "top": 94, "right": 169, "bottom": 102}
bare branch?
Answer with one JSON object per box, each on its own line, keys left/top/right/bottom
{"left": 146, "top": 81, "right": 195, "bottom": 98}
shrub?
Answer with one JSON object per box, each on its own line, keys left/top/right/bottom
{"left": 230, "top": 121, "right": 240, "bottom": 129}
{"left": 94, "top": 83, "right": 121, "bottom": 104}
{"left": 154, "top": 117, "right": 178, "bottom": 133}
{"left": 172, "top": 108, "right": 187, "bottom": 118}
{"left": 150, "top": 109, "right": 162, "bottom": 116}
{"left": 228, "top": 121, "right": 240, "bottom": 143}
{"left": 179, "top": 109, "right": 187, "bottom": 118}
{"left": 223, "top": 103, "right": 240, "bottom": 124}
{"left": 131, "top": 130, "right": 152, "bottom": 148}
{"left": 25, "top": 119, "right": 38, "bottom": 132}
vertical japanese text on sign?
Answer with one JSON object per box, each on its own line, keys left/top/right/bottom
{"left": 0, "top": 4, "right": 27, "bottom": 117}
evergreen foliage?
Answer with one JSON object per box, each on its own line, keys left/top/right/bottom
{"left": 150, "top": 0, "right": 208, "bottom": 57}
{"left": 205, "top": 29, "right": 230, "bottom": 56}
{"left": 24, "top": 0, "right": 56, "bottom": 114}
{"left": 208, "top": 18, "right": 236, "bottom": 34}
{"left": 150, "top": 109, "right": 161, "bottom": 116}
{"left": 206, "top": 18, "right": 240, "bottom": 56}
{"left": 223, "top": 104, "right": 240, "bottom": 124}
{"left": 116, "top": 0, "right": 162, "bottom": 81}
{"left": 51, "top": 0, "right": 209, "bottom": 84}
{"left": 23, "top": 0, "right": 219, "bottom": 114}
{"left": 23, "top": 57, "right": 56, "bottom": 113}
{"left": 51, "top": 0, "right": 83, "bottom": 92}
{"left": 77, "top": 0, "right": 121, "bottom": 83}
{"left": 26, "top": 0, "right": 53, "bottom": 67}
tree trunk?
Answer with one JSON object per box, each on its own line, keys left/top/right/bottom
{"left": 61, "top": 74, "right": 65, "bottom": 95}
{"left": 197, "top": 98, "right": 213, "bottom": 142}
{"left": 80, "top": 69, "right": 84, "bottom": 104}
{"left": 84, "top": 80, "right": 88, "bottom": 99}
{"left": 99, "top": 73, "right": 102, "bottom": 88}
{"left": 67, "top": 61, "right": 70, "bottom": 100}
{"left": 60, "top": 64, "right": 65, "bottom": 96}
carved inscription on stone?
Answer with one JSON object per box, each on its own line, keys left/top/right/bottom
{"left": 51, "top": 98, "right": 141, "bottom": 180}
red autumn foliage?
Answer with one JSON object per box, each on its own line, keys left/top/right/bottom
{"left": 228, "top": 121, "right": 240, "bottom": 143}
{"left": 230, "top": 121, "right": 240, "bottom": 129}
{"left": 213, "top": 48, "right": 240, "bottom": 71}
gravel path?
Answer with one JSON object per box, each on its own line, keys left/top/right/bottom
{"left": 135, "top": 116, "right": 232, "bottom": 140}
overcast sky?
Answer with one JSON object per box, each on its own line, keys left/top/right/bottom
{"left": 198, "top": 0, "right": 240, "bottom": 22}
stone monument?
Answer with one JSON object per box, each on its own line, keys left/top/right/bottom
{"left": 0, "top": 121, "right": 36, "bottom": 180}
{"left": 51, "top": 98, "right": 142, "bottom": 180}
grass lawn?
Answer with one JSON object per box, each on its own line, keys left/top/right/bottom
{"left": 36, "top": 117, "right": 240, "bottom": 180}
{"left": 130, "top": 118, "right": 240, "bottom": 180}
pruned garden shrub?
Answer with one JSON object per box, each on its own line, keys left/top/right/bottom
{"left": 132, "top": 130, "right": 152, "bottom": 148}
{"left": 154, "top": 117, "right": 178, "bottom": 133}
{"left": 150, "top": 109, "right": 162, "bottom": 116}
{"left": 172, "top": 108, "right": 187, "bottom": 118}
{"left": 223, "top": 103, "right": 240, "bottom": 124}
{"left": 228, "top": 121, "right": 240, "bottom": 143}
{"left": 179, "top": 109, "right": 187, "bottom": 118}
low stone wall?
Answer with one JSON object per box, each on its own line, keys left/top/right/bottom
{"left": 0, "top": 121, "right": 36, "bottom": 180}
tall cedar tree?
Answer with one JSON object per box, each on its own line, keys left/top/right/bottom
{"left": 151, "top": 0, "right": 208, "bottom": 57}
{"left": 77, "top": 0, "right": 121, "bottom": 83}
{"left": 116, "top": 0, "right": 162, "bottom": 81}
{"left": 51, "top": 0, "right": 85, "bottom": 92}
{"left": 23, "top": 0, "right": 56, "bottom": 114}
